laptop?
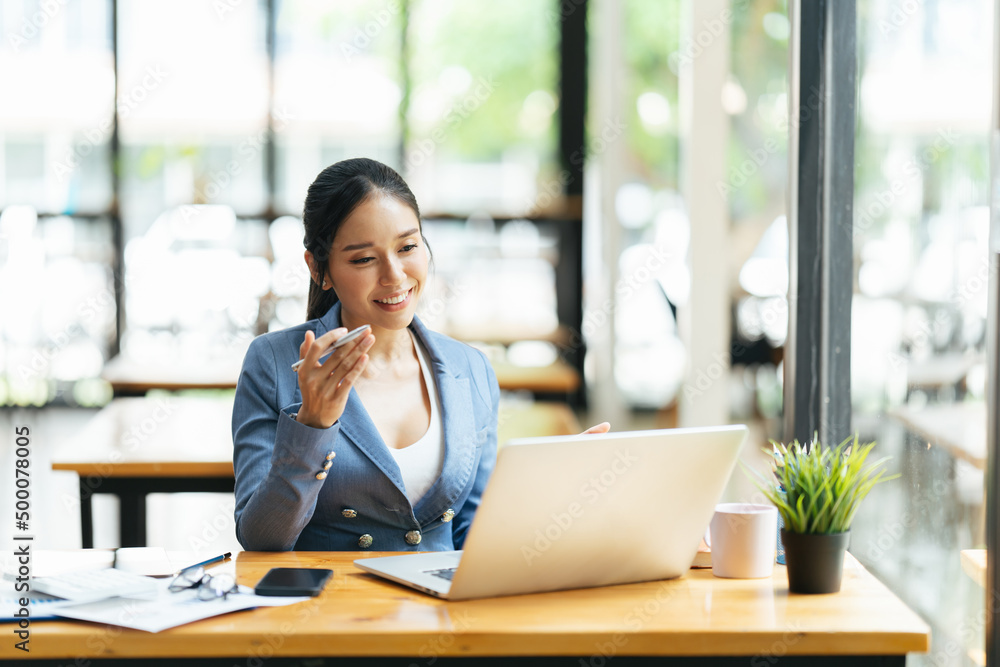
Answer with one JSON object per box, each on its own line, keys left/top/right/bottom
{"left": 354, "top": 424, "right": 748, "bottom": 600}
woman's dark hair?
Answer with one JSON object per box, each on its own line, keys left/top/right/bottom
{"left": 303, "top": 158, "right": 423, "bottom": 321}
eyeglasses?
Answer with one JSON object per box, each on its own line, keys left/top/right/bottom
{"left": 169, "top": 565, "right": 239, "bottom": 601}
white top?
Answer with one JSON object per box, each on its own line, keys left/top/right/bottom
{"left": 388, "top": 331, "right": 445, "bottom": 506}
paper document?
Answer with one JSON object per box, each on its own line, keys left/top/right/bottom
{"left": 50, "top": 581, "right": 309, "bottom": 633}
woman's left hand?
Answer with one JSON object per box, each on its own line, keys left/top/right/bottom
{"left": 579, "top": 422, "right": 611, "bottom": 435}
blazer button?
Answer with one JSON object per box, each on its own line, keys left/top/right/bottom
{"left": 358, "top": 534, "right": 373, "bottom": 548}
{"left": 315, "top": 471, "right": 328, "bottom": 480}
{"left": 440, "top": 509, "right": 455, "bottom": 523}
{"left": 342, "top": 509, "right": 358, "bottom": 518}
{"left": 405, "top": 530, "right": 422, "bottom": 546}
{"left": 325, "top": 451, "right": 336, "bottom": 460}
{"left": 323, "top": 460, "right": 333, "bottom": 471}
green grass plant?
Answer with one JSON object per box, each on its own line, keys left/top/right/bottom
{"left": 747, "top": 435, "right": 898, "bottom": 535}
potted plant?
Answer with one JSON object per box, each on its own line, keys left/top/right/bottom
{"left": 748, "top": 434, "right": 897, "bottom": 594}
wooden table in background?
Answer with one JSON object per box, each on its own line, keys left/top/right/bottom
{"left": 1, "top": 551, "right": 929, "bottom": 664}
{"left": 961, "top": 549, "right": 986, "bottom": 588}
{"left": 491, "top": 359, "right": 581, "bottom": 394}
{"left": 889, "top": 401, "right": 986, "bottom": 470}
{"left": 103, "top": 352, "right": 582, "bottom": 395}
{"left": 52, "top": 396, "right": 580, "bottom": 548}
{"left": 102, "top": 353, "right": 245, "bottom": 395}
{"left": 51, "top": 396, "right": 236, "bottom": 547}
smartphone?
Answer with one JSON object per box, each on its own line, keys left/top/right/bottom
{"left": 254, "top": 567, "right": 333, "bottom": 597}
{"left": 291, "top": 324, "right": 371, "bottom": 372}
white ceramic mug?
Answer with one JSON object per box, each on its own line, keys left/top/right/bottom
{"left": 708, "top": 503, "right": 778, "bottom": 579}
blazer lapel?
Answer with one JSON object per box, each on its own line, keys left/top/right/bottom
{"left": 310, "top": 304, "right": 480, "bottom": 517}
{"left": 411, "top": 318, "right": 480, "bottom": 525}
{"left": 337, "top": 391, "right": 408, "bottom": 493}
{"left": 313, "top": 302, "right": 407, "bottom": 495}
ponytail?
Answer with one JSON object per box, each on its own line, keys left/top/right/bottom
{"left": 306, "top": 281, "right": 339, "bottom": 322}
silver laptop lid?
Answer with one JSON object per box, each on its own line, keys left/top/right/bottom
{"left": 447, "top": 425, "right": 748, "bottom": 600}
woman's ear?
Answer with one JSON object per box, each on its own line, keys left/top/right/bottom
{"left": 304, "top": 250, "right": 323, "bottom": 288}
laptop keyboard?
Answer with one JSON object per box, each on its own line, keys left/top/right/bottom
{"left": 425, "top": 567, "right": 457, "bottom": 581}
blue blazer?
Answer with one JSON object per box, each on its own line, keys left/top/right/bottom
{"left": 232, "top": 301, "right": 499, "bottom": 552}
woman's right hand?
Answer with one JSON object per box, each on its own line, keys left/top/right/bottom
{"left": 294, "top": 327, "right": 375, "bottom": 429}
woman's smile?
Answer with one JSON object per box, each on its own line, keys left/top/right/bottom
{"left": 374, "top": 287, "right": 414, "bottom": 310}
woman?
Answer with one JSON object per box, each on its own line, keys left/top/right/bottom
{"left": 233, "top": 158, "right": 606, "bottom": 552}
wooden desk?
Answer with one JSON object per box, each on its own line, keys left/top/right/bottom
{"left": 961, "top": 549, "right": 986, "bottom": 588}
{"left": 102, "top": 353, "right": 244, "bottom": 395}
{"left": 491, "top": 359, "right": 581, "bottom": 394}
{"left": 52, "top": 396, "right": 578, "bottom": 548}
{"left": 889, "top": 401, "right": 986, "bottom": 470}
{"left": 103, "top": 350, "right": 581, "bottom": 395}
{"left": 51, "top": 396, "right": 235, "bottom": 547}
{"left": 2, "top": 551, "right": 929, "bottom": 664}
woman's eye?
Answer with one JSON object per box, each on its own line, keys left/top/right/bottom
{"left": 349, "top": 244, "right": 416, "bottom": 263}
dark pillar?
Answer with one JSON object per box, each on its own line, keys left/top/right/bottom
{"left": 784, "top": 0, "right": 856, "bottom": 447}
{"left": 557, "top": 0, "right": 588, "bottom": 407}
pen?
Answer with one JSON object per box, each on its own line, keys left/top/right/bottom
{"left": 179, "top": 552, "right": 231, "bottom": 573}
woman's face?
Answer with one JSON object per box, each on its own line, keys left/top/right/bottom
{"left": 325, "top": 194, "right": 428, "bottom": 331}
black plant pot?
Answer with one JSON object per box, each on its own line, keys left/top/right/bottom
{"left": 780, "top": 529, "right": 850, "bottom": 594}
